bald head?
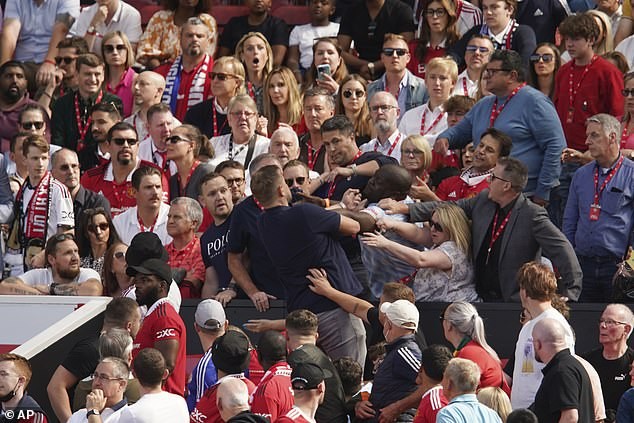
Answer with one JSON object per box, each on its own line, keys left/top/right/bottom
{"left": 216, "top": 378, "right": 250, "bottom": 421}
{"left": 134, "top": 71, "right": 166, "bottom": 107}
{"left": 532, "top": 318, "right": 569, "bottom": 365}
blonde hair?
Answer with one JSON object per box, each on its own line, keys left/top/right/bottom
{"left": 102, "top": 31, "right": 135, "bottom": 71}
{"left": 426, "top": 57, "right": 459, "bottom": 83}
{"left": 214, "top": 56, "right": 246, "bottom": 95}
{"left": 586, "top": 10, "right": 614, "bottom": 54}
{"left": 433, "top": 203, "right": 471, "bottom": 256}
{"left": 477, "top": 387, "right": 512, "bottom": 422}
{"left": 235, "top": 32, "right": 273, "bottom": 80}
{"left": 400, "top": 134, "right": 432, "bottom": 170}
{"left": 263, "top": 67, "right": 302, "bottom": 134}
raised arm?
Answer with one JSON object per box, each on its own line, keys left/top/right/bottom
{"left": 306, "top": 268, "right": 373, "bottom": 323}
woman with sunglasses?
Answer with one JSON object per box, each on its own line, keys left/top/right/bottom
{"left": 137, "top": 0, "right": 217, "bottom": 68}
{"left": 102, "top": 31, "right": 137, "bottom": 118}
{"left": 337, "top": 74, "right": 374, "bottom": 146}
{"left": 263, "top": 67, "right": 304, "bottom": 136}
{"left": 361, "top": 203, "right": 477, "bottom": 303}
{"left": 78, "top": 208, "right": 121, "bottom": 276}
{"left": 441, "top": 301, "right": 510, "bottom": 395}
{"left": 302, "top": 37, "right": 349, "bottom": 96}
{"left": 528, "top": 43, "right": 561, "bottom": 99}
{"left": 408, "top": 0, "right": 459, "bottom": 79}
{"left": 102, "top": 242, "right": 133, "bottom": 297}
{"left": 399, "top": 134, "right": 434, "bottom": 200}
{"left": 184, "top": 57, "right": 246, "bottom": 139}
{"left": 235, "top": 32, "right": 273, "bottom": 117}
{"left": 620, "top": 72, "right": 634, "bottom": 157}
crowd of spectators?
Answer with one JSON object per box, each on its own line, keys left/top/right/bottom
{"left": 2, "top": 0, "right": 634, "bottom": 421}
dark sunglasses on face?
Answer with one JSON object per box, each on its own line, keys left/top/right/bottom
{"left": 623, "top": 89, "right": 634, "bottom": 97}
{"left": 55, "top": 56, "right": 76, "bottom": 65}
{"left": 104, "top": 44, "right": 126, "bottom": 54}
{"left": 382, "top": 48, "right": 408, "bottom": 57}
{"left": 53, "top": 233, "right": 75, "bottom": 242}
{"left": 88, "top": 222, "right": 109, "bottom": 232}
{"left": 529, "top": 54, "right": 554, "bottom": 63}
{"left": 343, "top": 89, "right": 365, "bottom": 98}
{"left": 285, "top": 176, "right": 306, "bottom": 187}
{"left": 466, "top": 45, "right": 491, "bottom": 54}
{"left": 166, "top": 135, "right": 192, "bottom": 144}
{"left": 429, "top": 220, "right": 443, "bottom": 232}
{"left": 111, "top": 137, "right": 138, "bottom": 146}
{"left": 210, "top": 72, "right": 237, "bottom": 81}
{"left": 21, "top": 121, "right": 44, "bottom": 130}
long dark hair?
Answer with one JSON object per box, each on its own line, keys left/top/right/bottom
{"left": 78, "top": 208, "right": 121, "bottom": 259}
{"left": 103, "top": 242, "right": 128, "bottom": 296}
{"left": 415, "top": 0, "right": 459, "bottom": 61}
{"left": 528, "top": 42, "right": 561, "bottom": 99}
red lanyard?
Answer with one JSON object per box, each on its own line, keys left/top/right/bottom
{"left": 327, "top": 150, "right": 363, "bottom": 199}
{"left": 176, "top": 160, "right": 200, "bottom": 196}
{"left": 374, "top": 133, "right": 401, "bottom": 156}
{"left": 420, "top": 106, "right": 444, "bottom": 135}
{"left": 253, "top": 196, "right": 265, "bottom": 211}
{"left": 211, "top": 98, "right": 227, "bottom": 137}
{"left": 111, "top": 181, "right": 129, "bottom": 209}
{"left": 593, "top": 155, "right": 624, "bottom": 206}
{"left": 462, "top": 77, "right": 469, "bottom": 96}
{"left": 486, "top": 208, "right": 512, "bottom": 263}
{"left": 307, "top": 139, "right": 323, "bottom": 171}
{"left": 489, "top": 83, "right": 525, "bottom": 127}
{"left": 502, "top": 20, "right": 518, "bottom": 50}
{"left": 137, "top": 211, "right": 158, "bottom": 233}
{"left": 74, "top": 91, "right": 103, "bottom": 151}
{"left": 622, "top": 119, "right": 631, "bottom": 148}
{"left": 566, "top": 55, "right": 598, "bottom": 123}
{"left": 247, "top": 82, "right": 255, "bottom": 100}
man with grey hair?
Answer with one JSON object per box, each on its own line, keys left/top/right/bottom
{"left": 269, "top": 126, "right": 300, "bottom": 167}
{"left": 436, "top": 358, "right": 502, "bottom": 423}
{"left": 582, "top": 304, "right": 634, "bottom": 419}
{"left": 563, "top": 113, "right": 634, "bottom": 302}
{"left": 530, "top": 318, "right": 594, "bottom": 423}
{"left": 217, "top": 378, "right": 267, "bottom": 422}
{"left": 298, "top": 88, "right": 335, "bottom": 174}
{"left": 360, "top": 91, "right": 403, "bottom": 162}
{"left": 166, "top": 196, "right": 204, "bottom": 299}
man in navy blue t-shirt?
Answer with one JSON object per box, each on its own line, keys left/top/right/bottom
{"left": 252, "top": 164, "right": 366, "bottom": 367}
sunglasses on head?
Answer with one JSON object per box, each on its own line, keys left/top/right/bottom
{"left": 285, "top": 176, "right": 306, "bottom": 187}
{"left": 382, "top": 48, "right": 408, "bottom": 57}
{"left": 21, "top": 121, "right": 44, "bottom": 130}
{"left": 343, "top": 89, "right": 365, "bottom": 98}
{"left": 53, "top": 233, "right": 75, "bottom": 242}
{"left": 55, "top": 56, "right": 76, "bottom": 65}
{"left": 166, "top": 135, "right": 192, "bottom": 144}
{"left": 104, "top": 44, "right": 126, "bottom": 54}
{"left": 529, "top": 54, "right": 554, "bottom": 63}
{"left": 88, "top": 222, "right": 109, "bottom": 232}
{"left": 111, "top": 137, "right": 138, "bottom": 146}
{"left": 210, "top": 72, "right": 237, "bottom": 81}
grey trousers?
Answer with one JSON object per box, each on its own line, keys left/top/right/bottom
{"left": 316, "top": 307, "right": 367, "bottom": 368}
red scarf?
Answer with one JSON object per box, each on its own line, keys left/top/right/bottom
{"left": 20, "top": 172, "right": 52, "bottom": 241}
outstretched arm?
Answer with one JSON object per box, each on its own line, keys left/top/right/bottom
{"left": 307, "top": 268, "right": 373, "bottom": 324}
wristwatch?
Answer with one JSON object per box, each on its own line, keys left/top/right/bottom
{"left": 367, "top": 62, "right": 375, "bottom": 78}
{"left": 87, "top": 25, "right": 98, "bottom": 36}
{"left": 87, "top": 409, "right": 100, "bottom": 417}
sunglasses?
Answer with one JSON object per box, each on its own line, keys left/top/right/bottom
{"left": 466, "top": 45, "right": 491, "bottom": 54}
{"left": 429, "top": 220, "right": 443, "bottom": 232}
{"left": 382, "top": 48, "right": 408, "bottom": 57}
{"left": 225, "top": 177, "right": 245, "bottom": 186}
{"left": 88, "top": 222, "right": 109, "bottom": 233}
{"left": 21, "top": 121, "right": 44, "bottom": 130}
{"left": 166, "top": 135, "right": 192, "bottom": 144}
{"left": 111, "top": 137, "right": 138, "bottom": 146}
{"left": 210, "top": 72, "right": 237, "bottom": 81}
{"left": 104, "top": 44, "right": 126, "bottom": 54}
{"left": 343, "top": 89, "right": 365, "bottom": 98}
{"left": 114, "top": 251, "right": 126, "bottom": 260}
{"left": 529, "top": 54, "right": 554, "bottom": 63}
{"left": 285, "top": 176, "right": 306, "bottom": 187}
{"left": 55, "top": 56, "right": 76, "bottom": 65}
{"left": 53, "top": 233, "right": 75, "bottom": 242}
{"left": 623, "top": 89, "right": 634, "bottom": 97}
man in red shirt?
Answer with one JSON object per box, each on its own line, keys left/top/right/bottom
{"left": 250, "top": 331, "right": 293, "bottom": 421}
{"left": 190, "top": 331, "right": 256, "bottom": 423}
{"left": 413, "top": 345, "right": 452, "bottom": 423}
{"left": 435, "top": 128, "right": 512, "bottom": 201}
{"left": 156, "top": 17, "right": 213, "bottom": 121}
{"left": 81, "top": 121, "right": 168, "bottom": 216}
{"left": 129, "top": 257, "right": 186, "bottom": 396}
{"left": 276, "top": 363, "right": 327, "bottom": 423}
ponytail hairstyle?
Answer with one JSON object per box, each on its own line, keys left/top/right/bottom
{"left": 444, "top": 301, "right": 500, "bottom": 362}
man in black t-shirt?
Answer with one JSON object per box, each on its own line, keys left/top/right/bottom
{"left": 217, "top": 0, "right": 289, "bottom": 66}
{"left": 530, "top": 318, "right": 594, "bottom": 423}
{"left": 582, "top": 304, "right": 634, "bottom": 422}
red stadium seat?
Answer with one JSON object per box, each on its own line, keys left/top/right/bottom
{"left": 272, "top": 5, "right": 310, "bottom": 26}
{"left": 139, "top": 4, "right": 163, "bottom": 27}
{"left": 211, "top": 5, "right": 250, "bottom": 27}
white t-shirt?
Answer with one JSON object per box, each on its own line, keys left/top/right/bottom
{"left": 68, "top": 405, "right": 123, "bottom": 423}
{"left": 511, "top": 307, "right": 575, "bottom": 409}
{"left": 21, "top": 177, "right": 75, "bottom": 240}
{"left": 208, "top": 134, "right": 270, "bottom": 169}
{"left": 113, "top": 203, "right": 172, "bottom": 246}
{"left": 19, "top": 267, "right": 101, "bottom": 287}
{"left": 616, "top": 35, "right": 634, "bottom": 70}
{"left": 106, "top": 391, "right": 189, "bottom": 423}
{"left": 452, "top": 70, "right": 479, "bottom": 99}
{"left": 289, "top": 22, "right": 340, "bottom": 69}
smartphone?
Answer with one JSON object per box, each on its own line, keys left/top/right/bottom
{"left": 317, "top": 64, "right": 331, "bottom": 81}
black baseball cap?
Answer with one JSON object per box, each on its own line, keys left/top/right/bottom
{"left": 126, "top": 258, "right": 172, "bottom": 284}
{"left": 291, "top": 362, "right": 325, "bottom": 390}
{"left": 211, "top": 331, "right": 251, "bottom": 374}
{"left": 126, "top": 232, "right": 168, "bottom": 266}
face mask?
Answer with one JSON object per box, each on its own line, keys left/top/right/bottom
{"left": 0, "top": 380, "right": 20, "bottom": 403}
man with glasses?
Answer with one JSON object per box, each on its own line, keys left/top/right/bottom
{"left": 70, "top": 0, "right": 142, "bottom": 54}
{"left": 361, "top": 91, "right": 404, "bottom": 161}
{"left": 51, "top": 53, "right": 123, "bottom": 171}
{"left": 283, "top": 160, "right": 312, "bottom": 197}
{"left": 563, "top": 114, "right": 634, "bottom": 303}
{"left": 0, "top": 233, "right": 101, "bottom": 295}
{"left": 0, "top": 354, "right": 48, "bottom": 422}
{"left": 452, "top": 34, "right": 494, "bottom": 99}
{"left": 156, "top": 17, "right": 213, "bottom": 121}
{"left": 434, "top": 50, "right": 565, "bottom": 208}
{"left": 215, "top": 160, "right": 246, "bottom": 205}
{"left": 82, "top": 122, "right": 167, "bottom": 217}
{"left": 51, "top": 148, "right": 110, "bottom": 232}
{"left": 368, "top": 34, "right": 427, "bottom": 115}
{"left": 298, "top": 88, "right": 335, "bottom": 175}
{"left": 381, "top": 156, "right": 581, "bottom": 302}
{"left": 67, "top": 357, "right": 130, "bottom": 422}
{"left": 581, "top": 304, "right": 634, "bottom": 421}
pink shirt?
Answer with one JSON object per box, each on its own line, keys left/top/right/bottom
{"left": 107, "top": 67, "right": 136, "bottom": 118}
